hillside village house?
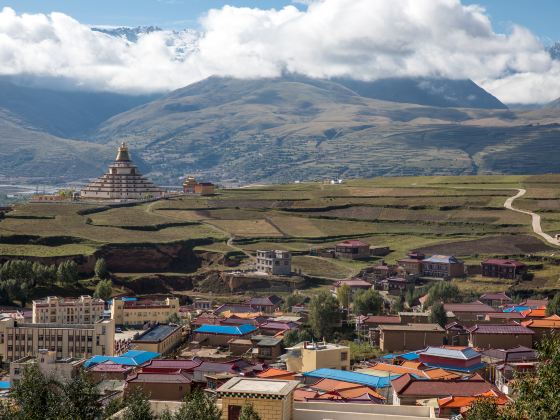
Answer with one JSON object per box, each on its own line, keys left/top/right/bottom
{"left": 0, "top": 317, "right": 115, "bottom": 362}
{"left": 192, "top": 324, "right": 258, "bottom": 347}
{"left": 244, "top": 295, "right": 283, "bottom": 313}
{"left": 32, "top": 295, "right": 105, "bottom": 324}
{"left": 481, "top": 259, "right": 527, "bottom": 279}
{"left": 521, "top": 314, "right": 560, "bottom": 344}
{"left": 255, "top": 250, "right": 292, "bottom": 275}
{"left": 479, "top": 292, "right": 513, "bottom": 308}
{"left": 334, "top": 240, "right": 370, "bottom": 260}
{"left": 467, "top": 324, "right": 534, "bottom": 349}
{"left": 284, "top": 341, "right": 350, "bottom": 373}
{"left": 126, "top": 371, "right": 192, "bottom": 401}
{"left": 417, "top": 347, "right": 484, "bottom": 373}
{"left": 182, "top": 176, "right": 215, "bottom": 195}
{"left": 397, "top": 252, "right": 425, "bottom": 275}
{"left": 110, "top": 297, "right": 180, "bottom": 326}
{"left": 421, "top": 255, "right": 465, "bottom": 278}
{"left": 331, "top": 279, "right": 372, "bottom": 295}
{"left": 378, "top": 324, "right": 445, "bottom": 352}
{"left": 444, "top": 302, "right": 496, "bottom": 324}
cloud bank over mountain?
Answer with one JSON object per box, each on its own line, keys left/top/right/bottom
{"left": 0, "top": 0, "right": 559, "bottom": 103}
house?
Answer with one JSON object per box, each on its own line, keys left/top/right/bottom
{"left": 421, "top": 255, "right": 465, "bottom": 279}
{"left": 87, "top": 360, "right": 134, "bottom": 382}
{"left": 376, "top": 277, "right": 409, "bottom": 293}
{"left": 217, "top": 377, "right": 299, "bottom": 420}
{"left": 443, "top": 302, "right": 496, "bottom": 324}
{"left": 370, "top": 264, "right": 399, "bottom": 280}
{"left": 130, "top": 324, "right": 183, "bottom": 355}
{"left": 335, "top": 240, "right": 370, "bottom": 260}
{"left": 484, "top": 312, "right": 525, "bottom": 323}
{"left": 397, "top": 253, "right": 424, "bottom": 275}
{"left": 10, "top": 349, "right": 84, "bottom": 386}
{"left": 398, "top": 311, "right": 431, "bottom": 324}
{"left": 467, "top": 324, "right": 534, "bottom": 349}
{"left": 284, "top": 341, "right": 350, "bottom": 373}
{"left": 445, "top": 322, "right": 469, "bottom": 346}
{"left": 192, "top": 324, "right": 258, "bottom": 347}
{"left": 391, "top": 373, "right": 497, "bottom": 406}
{"left": 437, "top": 390, "right": 509, "bottom": 418}
{"left": 358, "top": 362, "right": 460, "bottom": 381}
{"left": 84, "top": 350, "right": 160, "bottom": 368}
{"left": 125, "top": 371, "right": 192, "bottom": 401}
{"left": 182, "top": 176, "right": 215, "bottom": 195}
{"left": 255, "top": 250, "right": 291, "bottom": 275}
{"left": 521, "top": 314, "right": 560, "bottom": 343}
{"left": 302, "top": 369, "right": 397, "bottom": 390}
{"left": 332, "top": 279, "right": 372, "bottom": 295}
{"left": 257, "top": 368, "right": 296, "bottom": 380}
{"left": 482, "top": 346, "right": 538, "bottom": 394}
{"left": 259, "top": 321, "right": 298, "bottom": 336}
{"left": 479, "top": 292, "right": 513, "bottom": 308}
{"left": 519, "top": 298, "right": 548, "bottom": 307}
{"left": 481, "top": 259, "right": 527, "bottom": 279}
{"left": 251, "top": 335, "right": 284, "bottom": 361}
{"left": 417, "top": 346, "right": 484, "bottom": 373}
{"left": 520, "top": 307, "right": 547, "bottom": 320}
{"left": 244, "top": 295, "right": 283, "bottom": 313}
{"left": 192, "top": 359, "right": 261, "bottom": 383}
{"left": 378, "top": 324, "right": 445, "bottom": 352}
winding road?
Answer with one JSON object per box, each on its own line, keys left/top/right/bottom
{"left": 504, "top": 188, "right": 560, "bottom": 246}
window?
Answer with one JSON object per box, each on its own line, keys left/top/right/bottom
{"left": 340, "top": 351, "right": 348, "bottom": 361}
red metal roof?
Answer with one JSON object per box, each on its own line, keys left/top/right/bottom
{"left": 479, "top": 292, "right": 512, "bottom": 301}
{"left": 361, "top": 315, "right": 401, "bottom": 324}
{"left": 392, "top": 374, "right": 496, "bottom": 397}
{"left": 482, "top": 259, "right": 526, "bottom": 268}
{"left": 467, "top": 324, "right": 535, "bottom": 335}
{"left": 336, "top": 240, "right": 369, "bottom": 248}
{"left": 444, "top": 302, "right": 496, "bottom": 313}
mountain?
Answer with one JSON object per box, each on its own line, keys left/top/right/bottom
{"left": 0, "top": 79, "right": 157, "bottom": 138}
{"left": 333, "top": 77, "right": 507, "bottom": 109}
{"left": 546, "top": 97, "right": 560, "bottom": 109}
{"left": 92, "top": 26, "right": 163, "bottom": 42}
{"left": 548, "top": 42, "right": 560, "bottom": 60}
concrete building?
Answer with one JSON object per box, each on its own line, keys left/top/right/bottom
{"left": 80, "top": 142, "right": 163, "bottom": 201}
{"left": 256, "top": 250, "right": 292, "bottom": 275}
{"left": 217, "top": 377, "right": 299, "bottom": 420}
{"left": 111, "top": 297, "right": 180, "bottom": 326}
{"left": 481, "top": 259, "right": 527, "bottom": 279}
{"left": 32, "top": 295, "right": 105, "bottom": 324}
{"left": 10, "top": 349, "right": 84, "bottom": 385}
{"left": 126, "top": 371, "right": 192, "bottom": 401}
{"left": 443, "top": 302, "right": 496, "bottom": 324}
{"left": 284, "top": 341, "right": 350, "bottom": 373}
{"left": 467, "top": 324, "right": 534, "bottom": 349}
{"left": 0, "top": 317, "right": 115, "bottom": 362}
{"left": 420, "top": 255, "right": 464, "bottom": 278}
{"left": 130, "top": 324, "right": 183, "bottom": 355}
{"left": 183, "top": 176, "right": 215, "bottom": 195}
{"left": 335, "top": 240, "right": 370, "bottom": 260}
{"left": 378, "top": 324, "right": 445, "bottom": 352}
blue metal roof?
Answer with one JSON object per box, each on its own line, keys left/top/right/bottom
{"left": 398, "top": 352, "right": 420, "bottom": 361}
{"left": 503, "top": 306, "right": 530, "bottom": 313}
{"left": 423, "top": 361, "right": 486, "bottom": 373}
{"left": 194, "top": 324, "right": 257, "bottom": 335}
{"left": 303, "top": 368, "right": 400, "bottom": 388}
{"left": 83, "top": 350, "right": 160, "bottom": 368}
{"left": 0, "top": 381, "right": 10, "bottom": 389}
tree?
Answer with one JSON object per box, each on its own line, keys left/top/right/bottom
{"left": 426, "top": 282, "right": 461, "bottom": 306}
{"left": 240, "top": 403, "right": 261, "bottom": 420}
{"left": 102, "top": 397, "right": 125, "bottom": 419}
{"left": 94, "top": 279, "right": 113, "bottom": 301}
{"left": 59, "top": 372, "right": 101, "bottom": 420}
{"left": 336, "top": 284, "right": 351, "bottom": 309}
{"left": 283, "top": 293, "right": 306, "bottom": 311}
{"left": 94, "top": 258, "right": 108, "bottom": 279}
{"left": 122, "top": 387, "right": 154, "bottom": 420}
{"left": 353, "top": 289, "right": 383, "bottom": 316}
{"left": 283, "top": 327, "right": 313, "bottom": 347}
{"left": 308, "top": 290, "right": 341, "bottom": 341}
{"left": 467, "top": 397, "right": 501, "bottom": 420}
{"left": 173, "top": 389, "right": 220, "bottom": 420}
{"left": 546, "top": 292, "right": 560, "bottom": 316}
{"left": 429, "top": 302, "right": 447, "bottom": 327}
{"left": 10, "top": 364, "right": 61, "bottom": 420}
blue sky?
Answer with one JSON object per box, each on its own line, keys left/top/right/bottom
{"left": 1, "top": 0, "right": 559, "bottom": 42}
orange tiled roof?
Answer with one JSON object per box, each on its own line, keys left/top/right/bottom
{"left": 522, "top": 314, "right": 560, "bottom": 329}
{"left": 337, "top": 386, "right": 385, "bottom": 400}
{"left": 366, "top": 363, "right": 458, "bottom": 380}
{"left": 310, "top": 378, "right": 366, "bottom": 392}
{"left": 401, "top": 361, "right": 424, "bottom": 369}
{"left": 367, "top": 363, "right": 425, "bottom": 376}
{"left": 257, "top": 368, "right": 296, "bottom": 380}
{"left": 293, "top": 389, "right": 318, "bottom": 401}
{"left": 424, "top": 368, "right": 461, "bottom": 380}
{"left": 222, "top": 311, "right": 263, "bottom": 319}
{"left": 520, "top": 307, "right": 547, "bottom": 318}
{"left": 438, "top": 390, "right": 509, "bottom": 409}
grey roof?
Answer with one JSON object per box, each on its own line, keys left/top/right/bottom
{"left": 467, "top": 324, "right": 534, "bottom": 335}
{"left": 378, "top": 323, "right": 444, "bottom": 332}
{"left": 423, "top": 255, "right": 463, "bottom": 264}
{"left": 418, "top": 346, "right": 480, "bottom": 360}
{"left": 133, "top": 324, "right": 181, "bottom": 342}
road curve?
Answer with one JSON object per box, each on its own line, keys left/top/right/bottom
{"left": 504, "top": 188, "right": 560, "bottom": 246}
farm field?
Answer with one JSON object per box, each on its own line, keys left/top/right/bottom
{"left": 1, "top": 174, "right": 560, "bottom": 293}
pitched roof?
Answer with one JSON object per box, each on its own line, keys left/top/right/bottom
{"left": 141, "top": 359, "right": 202, "bottom": 371}
{"left": 87, "top": 360, "right": 133, "bottom": 373}
{"left": 423, "top": 255, "right": 463, "bottom": 264}
{"left": 84, "top": 350, "right": 160, "bottom": 368}
{"left": 378, "top": 323, "right": 444, "bottom": 332}
{"left": 520, "top": 298, "right": 548, "bottom": 307}
{"left": 294, "top": 389, "right": 319, "bottom": 401}
{"left": 336, "top": 240, "right": 369, "bottom": 247}
{"left": 479, "top": 292, "right": 512, "bottom": 301}
{"left": 467, "top": 324, "right": 535, "bottom": 335}
{"left": 482, "top": 346, "right": 537, "bottom": 362}
{"left": 360, "top": 315, "right": 401, "bottom": 324}
{"left": 481, "top": 259, "right": 526, "bottom": 268}
{"left": 521, "top": 314, "right": 560, "bottom": 329}
{"left": 444, "top": 302, "right": 496, "bottom": 313}
{"left": 334, "top": 279, "right": 372, "bottom": 288}
{"left": 245, "top": 295, "right": 283, "bottom": 307}
{"left": 127, "top": 371, "right": 192, "bottom": 384}
{"left": 438, "top": 390, "right": 508, "bottom": 409}
{"left": 391, "top": 374, "right": 496, "bottom": 397}
{"left": 485, "top": 312, "right": 524, "bottom": 319}
{"left": 418, "top": 347, "right": 481, "bottom": 361}
{"left": 257, "top": 368, "right": 296, "bottom": 380}
{"left": 303, "top": 368, "right": 399, "bottom": 388}
{"left": 520, "top": 308, "right": 547, "bottom": 318}
{"left": 194, "top": 324, "right": 257, "bottom": 335}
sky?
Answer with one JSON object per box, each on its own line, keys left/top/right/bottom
{"left": 1, "top": 0, "right": 560, "bottom": 103}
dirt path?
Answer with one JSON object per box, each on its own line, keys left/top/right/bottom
{"left": 503, "top": 188, "right": 560, "bottom": 246}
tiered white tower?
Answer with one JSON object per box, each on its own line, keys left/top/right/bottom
{"left": 80, "top": 143, "right": 163, "bottom": 201}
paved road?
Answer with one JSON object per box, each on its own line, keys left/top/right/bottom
{"left": 504, "top": 188, "right": 560, "bottom": 246}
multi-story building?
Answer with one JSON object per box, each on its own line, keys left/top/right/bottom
{"left": 110, "top": 297, "right": 180, "bottom": 326}
{"left": 421, "top": 255, "right": 465, "bottom": 278}
{"left": 10, "top": 349, "right": 84, "bottom": 385}
{"left": 255, "top": 250, "right": 291, "bottom": 275}
{"left": 481, "top": 259, "right": 527, "bottom": 279}
{"left": 130, "top": 324, "right": 183, "bottom": 355}
{"left": 32, "top": 296, "right": 105, "bottom": 324}
{"left": 0, "top": 318, "right": 115, "bottom": 362}
{"left": 334, "top": 240, "right": 370, "bottom": 260}
{"left": 182, "top": 176, "right": 215, "bottom": 195}
{"left": 284, "top": 341, "right": 350, "bottom": 373}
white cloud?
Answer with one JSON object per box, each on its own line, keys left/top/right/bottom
{"left": 0, "top": 1, "right": 558, "bottom": 103}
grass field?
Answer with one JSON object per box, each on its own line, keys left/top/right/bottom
{"left": 2, "top": 174, "right": 560, "bottom": 291}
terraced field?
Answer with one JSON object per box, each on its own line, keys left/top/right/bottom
{"left": 1, "top": 174, "right": 560, "bottom": 290}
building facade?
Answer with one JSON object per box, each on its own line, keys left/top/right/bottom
{"left": 334, "top": 240, "right": 370, "bottom": 260}
{"left": 0, "top": 318, "right": 115, "bottom": 362}
{"left": 10, "top": 349, "right": 84, "bottom": 385}
{"left": 32, "top": 295, "right": 105, "bottom": 324}
{"left": 130, "top": 324, "right": 183, "bottom": 355}
{"left": 481, "top": 259, "right": 527, "bottom": 279}
{"left": 378, "top": 324, "right": 445, "bottom": 352}
{"left": 421, "top": 255, "right": 465, "bottom": 278}
{"left": 182, "top": 176, "right": 215, "bottom": 195}
{"left": 111, "top": 297, "right": 180, "bottom": 326}
{"left": 467, "top": 324, "right": 534, "bottom": 349}
{"left": 284, "top": 341, "right": 350, "bottom": 373}
{"left": 256, "top": 250, "right": 291, "bottom": 275}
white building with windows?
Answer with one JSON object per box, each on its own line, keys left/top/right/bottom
{"left": 32, "top": 295, "right": 105, "bottom": 324}
{"left": 256, "top": 250, "right": 291, "bottom": 275}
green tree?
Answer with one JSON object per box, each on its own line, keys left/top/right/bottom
{"left": 426, "top": 282, "right": 461, "bottom": 306}
{"left": 467, "top": 397, "right": 501, "bottom": 420}
{"left": 122, "top": 387, "right": 154, "bottom": 420}
{"left": 546, "top": 292, "right": 560, "bottom": 316}
{"left": 429, "top": 302, "right": 447, "bottom": 327}
{"left": 10, "top": 364, "right": 61, "bottom": 420}
{"left": 336, "top": 284, "right": 351, "bottom": 309}
{"left": 173, "top": 389, "right": 220, "bottom": 420}
{"left": 166, "top": 312, "right": 184, "bottom": 325}
{"left": 308, "top": 290, "right": 341, "bottom": 341}
{"left": 283, "top": 327, "right": 313, "bottom": 347}
{"left": 353, "top": 289, "right": 383, "bottom": 316}
{"left": 283, "top": 293, "right": 306, "bottom": 311}
{"left": 94, "top": 258, "right": 108, "bottom": 279}
{"left": 102, "top": 397, "right": 125, "bottom": 419}
{"left": 59, "top": 372, "right": 101, "bottom": 420}
{"left": 240, "top": 403, "right": 261, "bottom": 420}
{"left": 94, "top": 279, "right": 113, "bottom": 301}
